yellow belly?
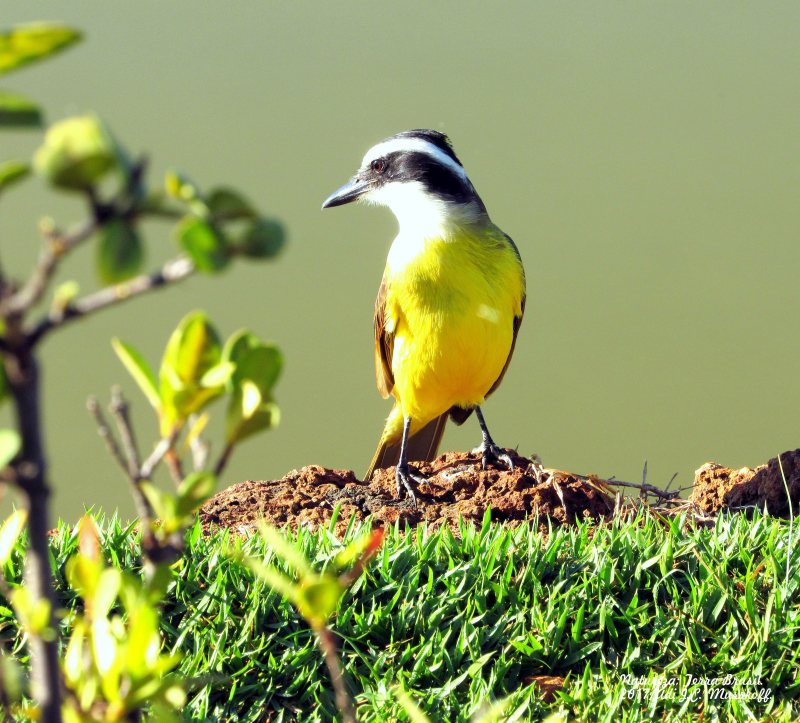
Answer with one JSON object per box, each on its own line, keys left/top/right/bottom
{"left": 384, "top": 225, "right": 524, "bottom": 431}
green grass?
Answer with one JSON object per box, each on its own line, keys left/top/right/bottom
{"left": 1, "top": 509, "right": 799, "bottom": 721}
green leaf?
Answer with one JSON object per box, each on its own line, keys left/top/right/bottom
{"left": 91, "top": 616, "right": 118, "bottom": 675}
{"left": 238, "top": 556, "right": 299, "bottom": 607}
{"left": 125, "top": 605, "right": 160, "bottom": 678}
{"left": 33, "top": 114, "right": 121, "bottom": 191}
{"left": 199, "top": 361, "right": 234, "bottom": 388}
{"left": 223, "top": 332, "right": 283, "bottom": 444}
{"left": 207, "top": 187, "right": 256, "bottom": 220}
{"left": 63, "top": 620, "right": 86, "bottom": 687}
{"left": 112, "top": 338, "right": 160, "bottom": 410}
{"left": 0, "top": 509, "right": 26, "bottom": 567}
{"left": 0, "top": 429, "right": 21, "bottom": 468}
{"left": 159, "top": 303, "right": 227, "bottom": 429}
{"left": 0, "top": 24, "right": 82, "bottom": 75}
{"left": 175, "top": 471, "right": 216, "bottom": 518}
{"left": 0, "top": 160, "right": 30, "bottom": 191}
{"left": 0, "top": 90, "right": 41, "bottom": 127}
{"left": 92, "top": 568, "right": 121, "bottom": 620}
{"left": 226, "top": 397, "right": 279, "bottom": 445}
{"left": 297, "top": 574, "right": 344, "bottom": 628}
{"left": 165, "top": 170, "right": 203, "bottom": 205}
{"left": 175, "top": 216, "right": 229, "bottom": 273}
{"left": 256, "top": 522, "right": 313, "bottom": 578}
{"left": 392, "top": 685, "right": 431, "bottom": 723}
{"left": 140, "top": 482, "right": 177, "bottom": 530}
{"left": 239, "top": 218, "right": 286, "bottom": 259}
{"left": 160, "top": 311, "right": 223, "bottom": 388}
{"left": 97, "top": 219, "right": 144, "bottom": 284}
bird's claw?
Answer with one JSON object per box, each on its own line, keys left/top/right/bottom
{"left": 395, "top": 463, "right": 428, "bottom": 508}
{"left": 471, "top": 442, "right": 514, "bottom": 471}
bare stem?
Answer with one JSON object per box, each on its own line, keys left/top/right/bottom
{"left": 4, "top": 349, "right": 62, "bottom": 723}
{"left": 28, "top": 255, "right": 195, "bottom": 347}
{"left": 164, "top": 447, "right": 184, "bottom": 487}
{"left": 316, "top": 627, "right": 356, "bottom": 723}
{"left": 213, "top": 442, "right": 235, "bottom": 478}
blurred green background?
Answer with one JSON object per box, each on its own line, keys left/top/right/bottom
{"left": 1, "top": 3, "right": 798, "bottom": 522}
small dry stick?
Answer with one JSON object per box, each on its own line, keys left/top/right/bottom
{"left": 87, "top": 394, "right": 153, "bottom": 524}
{"left": 588, "top": 475, "right": 682, "bottom": 503}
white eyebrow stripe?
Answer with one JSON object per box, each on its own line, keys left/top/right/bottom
{"left": 362, "top": 137, "right": 468, "bottom": 181}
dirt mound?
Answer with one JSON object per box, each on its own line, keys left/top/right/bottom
{"left": 199, "top": 450, "right": 615, "bottom": 536}
{"left": 690, "top": 449, "right": 800, "bottom": 516}
{"left": 199, "top": 449, "right": 800, "bottom": 535}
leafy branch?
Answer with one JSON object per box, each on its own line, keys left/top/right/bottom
{"left": 0, "top": 22, "right": 286, "bottom": 722}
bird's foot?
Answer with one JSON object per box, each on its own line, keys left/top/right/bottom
{"left": 471, "top": 440, "right": 515, "bottom": 471}
{"left": 395, "top": 462, "right": 428, "bottom": 508}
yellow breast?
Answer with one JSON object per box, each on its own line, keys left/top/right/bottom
{"left": 384, "top": 223, "right": 525, "bottom": 428}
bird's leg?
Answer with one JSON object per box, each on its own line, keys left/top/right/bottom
{"left": 395, "top": 416, "right": 429, "bottom": 507}
{"left": 472, "top": 407, "right": 514, "bottom": 471}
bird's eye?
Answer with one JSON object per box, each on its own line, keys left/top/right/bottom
{"left": 370, "top": 158, "right": 387, "bottom": 174}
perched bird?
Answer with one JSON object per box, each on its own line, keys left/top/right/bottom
{"left": 322, "top": 129, "right": 526, "bottom": 504}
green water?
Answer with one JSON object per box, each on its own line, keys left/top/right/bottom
{"left": 1, "top": 3, "right": 798, "bottom": 522}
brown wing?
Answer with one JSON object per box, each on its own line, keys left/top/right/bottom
{"left": 487, "top": 294, "right": 526, "bottom": 397}
{"left": 373, "top": 273, "right": 394, "bottom": 399}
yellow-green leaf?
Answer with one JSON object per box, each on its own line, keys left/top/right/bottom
{"left": 256, "top": 522, "right": 313, "bottom": 578}
{"left": 297, "top": 574, "right": 343, "bottom": 628}
{"left": 175, "top": 471, "right": 216, "bottom": 518}
{"left": 199, "top": 361, "right": 234, "bottom": 389}
{"left": 0, "top": 429, "right": 21, "bottom": 469}
{"left": 0, "top": 160, "right": 30, "bottom": 190}
{"left": 240, "top": 380, "right": 262, "bottom": 418}
{"left": 392, "top": 685, "right": 431, "bottom": 723}
{"left": 91, "top": 616, "right": 117, "bottom": 675}
{"left": 112, "top": 338, "right": 160, "bottom": 410}
{"left": 63, "top": 620, "right": 86, "bottom": 687}
{"left": 33, "top": 114, "right": 120, "bottom": 191}
{"left": 0, "top": 509, "right": 26, "bottom": 567}
{"left": 0, "top": 24, "right": 82, "bottom": 75}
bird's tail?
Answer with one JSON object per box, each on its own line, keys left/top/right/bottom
{"left": 364, "top": 405, "right": 448, "bottom": 480}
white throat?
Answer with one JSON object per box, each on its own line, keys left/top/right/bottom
{"left": 365, "top": 180, "right": 481, "bottom": 272}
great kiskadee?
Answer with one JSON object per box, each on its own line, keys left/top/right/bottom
{"left": 322, "top": 129, "right": 526, "bottom": 504}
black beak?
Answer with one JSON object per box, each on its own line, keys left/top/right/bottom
{"left": 321, "top": 176, "right": 370, "bottom": 209}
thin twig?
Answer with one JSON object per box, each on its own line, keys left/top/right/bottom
{"left": 86, "top": 396, "right": 130, "bottom": 480}
{"left": 87, "top": 394, "right": 153, "bottom": 524}
{"left": 140, "top": 436, "right": 175, "bottom": 480}
{"left": 109, "top": 387, "right": 142, "bottom": 479}
{"left": 28, "top": 255, "right": 195, "bottom": 346}
{"left": 1, "top": 215, "right": 99, "bottom": 317}
{"left": 591, "top": 476, "right": 681, "bottom": 502}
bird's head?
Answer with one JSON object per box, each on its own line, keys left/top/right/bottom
{"left": 322, "top": 129, "right": 486, "bottom": 234}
